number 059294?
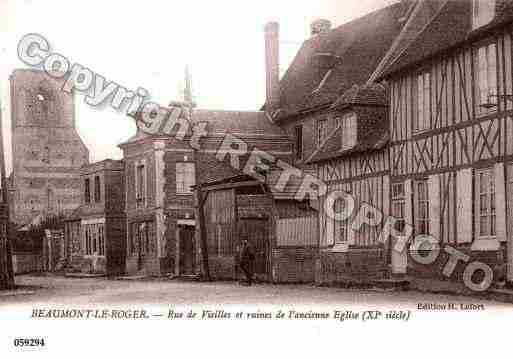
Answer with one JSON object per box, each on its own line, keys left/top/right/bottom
{"left": 13, "top": 338, "right": 46, "bottom": 347}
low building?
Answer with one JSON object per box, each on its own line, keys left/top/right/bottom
{"left": 64, "top": 159, "right": 126, "bottom": 276}
{"left": 197, "top": 172, "right": 318, "bottom": 283}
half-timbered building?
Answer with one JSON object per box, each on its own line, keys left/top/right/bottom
{"left": 307, "top": 84, "right": 391, "bottom": 284}
{"left": 377, "top": 0, "right": 513, "bottom": 283}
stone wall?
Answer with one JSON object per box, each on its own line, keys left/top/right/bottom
{"left": 10, "top": 69, "right": 89, "bottom": 224}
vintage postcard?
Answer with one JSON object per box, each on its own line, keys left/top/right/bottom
{"left": 0, "top": 0, "right": 511, "bottom": 357}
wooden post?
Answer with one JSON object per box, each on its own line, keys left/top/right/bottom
{"left": 259, "top": 180, "right": 276, "bottom": 283}
{"left": 196, "top": 188, "right": 211, "bottom": 281}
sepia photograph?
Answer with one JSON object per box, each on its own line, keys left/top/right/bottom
{"left": 0, "top": 0, "right": 512, "bottom": 357}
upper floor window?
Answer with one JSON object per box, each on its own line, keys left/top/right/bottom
{"left": 415, "top": 71, "right": 431, "bottom": 132}
{"left": 176, "top": 162, "right": 195, "bottom": 194}
{"left": 317, "top": 119, "right": 328, "bottom": 148}
{"left": 94, "top": 175, "right": 101, "bottom": 203}
{"left": 475, "top": 168, "right": 496, "bottom": 239}
{"left": 136, "top": 163, "right": 146, "bottom": 208}
{"left": 294, "top": 125, "right": 303, "bottom": 160}
{"left": 473, "top": 0, "right": 495, "bottom": 29}
{"left": 475, "top": 42, "right": 497, "bottom": 115}
{"left": 340, "top": 112, "right": 356, "bottom": 151}
{"left": 84, "top": 178, "right": 91, "bottom": 204}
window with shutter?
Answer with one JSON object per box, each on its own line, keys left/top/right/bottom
{"left": 475, "top": 168, "right": 497, "bottom": 239}
{"left": 414, "top": 71, "right": 431, "bottom": 131}
{"left": 475, "top": 42, "right": 498, "bottom": 114}
{"left": 340, "top": 112, "right": 356, "bottom": 151}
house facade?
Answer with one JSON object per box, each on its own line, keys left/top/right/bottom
{"left": 261, "top": 1, "right": 442, "bottom": 284}
{"left": 64, "top": 159, "right": 126, "bottom": 275}
{"left": 377, "top": 0, "right": 513, "bottom": 284}
{"left": 120, "top": 108, "right": 294, "bottom": 278}
{"left": 307, "top": 84, "right": 392, "bottom": 284}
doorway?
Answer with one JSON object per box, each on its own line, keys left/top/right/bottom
{"left": 238, "top": 218, "right": 269, "bottom": 281}
{"left": 179, "top": 225, "right": 196, "bottom": 275}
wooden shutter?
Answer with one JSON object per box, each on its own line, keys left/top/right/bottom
{"left": 456, "top": 168, "right": 473, "bottom": 244}
{"left": 495, "top": 162, "right": 507, "bottom": 243}
{"left": 404, "top": 179, "right": 413, "bottom": 229}
{"left": 326, "top": 214, "right": 334, "bottom": 246}
{"left": 428, "top": 174, "right": 441, "bottom": 241}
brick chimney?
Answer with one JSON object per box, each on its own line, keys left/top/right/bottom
{"left": 264, "top": 21, "right": 280, "bottom": 111}
{"left": 310, "top": 19, "right": 332, "bottom": 36}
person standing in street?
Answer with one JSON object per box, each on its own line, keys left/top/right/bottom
{"left": 239, "top": 239, "right": 255, "bottom": 286}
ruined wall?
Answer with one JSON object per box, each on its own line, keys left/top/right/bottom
{"left": 10, "top": 69, "right": 89, "bottom": 224}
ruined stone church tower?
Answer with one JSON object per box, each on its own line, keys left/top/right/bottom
{"left": 10, "top": 69, "right": 89, "bottom": 224}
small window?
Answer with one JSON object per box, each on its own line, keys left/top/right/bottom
{"left": 294, "top": 125, "right": 303, "bottom": 160}
{"left": 94, "top": 175, "right": 101, "bottom": 203}
{"left": 414, "top": 71, "right": 431, "bottom": 131}
{"left": 340, "top": 112, "right": 357, "bottom": 151}
{"left": 176, "top": 162, "right": 196, "bottom": 194}
{"left": 84, "top": 178, "right": 91, "bottom": 204}
{"left": 475, "top": 42, "right": 498, "bottom": 114}
{"left": 475, "top": 168, "right": 496, "bottom": 239}
{"left": 317, "top": 119, "right": 328, "bottom": 148}
{"left": 473, "top": 0, "right": 495, "bottom": 29}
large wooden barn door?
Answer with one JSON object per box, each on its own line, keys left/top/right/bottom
{"left": 238, "top": 219, "right": 269, "bottom": 279}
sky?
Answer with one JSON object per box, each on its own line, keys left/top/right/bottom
{"left": 0, "top": 0, "right": 398, "bottom": 172}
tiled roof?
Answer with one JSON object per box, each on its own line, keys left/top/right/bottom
{"left": 370, "top": 0, "right": 448, "bottom": 82}
{"left": 331, "top": 83, "right": 387, "bottom": 110}
{"left": 120, "top": 108, "right": 288, "bottom": 146}
{"left": 380, "top": 0, "right": 513, "bottom": 78}
{"left": 198, "top": 167, "right": 317, "bottom": 200}
{"left": 271, "top": 2, "right": 408, "bottom": 118}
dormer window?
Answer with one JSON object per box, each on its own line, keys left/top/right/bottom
{"left": 339, "top": 112, "right": 357, "bottom": 151}
{"left": 473, "top": 0, "right": 495, "bottom": 29}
